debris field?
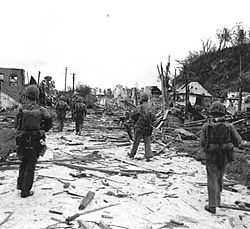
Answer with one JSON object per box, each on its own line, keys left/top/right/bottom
{"left": 0, "top": 112, "right": 250, "bottom": 229}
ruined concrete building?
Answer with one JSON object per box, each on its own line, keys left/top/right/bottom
{"left": 0, "top": 67, "right": 25, "bottom": 109}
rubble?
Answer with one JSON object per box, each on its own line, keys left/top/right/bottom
{"left": 0, "top": 106, "right": 250, "bottom": 229}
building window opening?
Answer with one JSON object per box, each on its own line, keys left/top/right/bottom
{"left": 0, "top": 73, "right": 4, "bottom": 82}
{"left": 9, "top": 74, "right": 18, "bottom": 86}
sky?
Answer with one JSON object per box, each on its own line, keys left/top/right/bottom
{"left": 0, "top": 0, "right": 249, "bottom": 90}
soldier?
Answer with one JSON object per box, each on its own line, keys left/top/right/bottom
{"left": 128, "top": 93, "right": 156, "bottom": 162}
{"left": 200, "top": 101, "right": 242, "bottom": 213}
{"left": 72, "top": 96, "right": 87, "bottom": 135}
{"left": 55, "top": 96, "right": 69, "bottom": 132}
{"left": 15, "top": 85, "right": 53, "bottom": 198}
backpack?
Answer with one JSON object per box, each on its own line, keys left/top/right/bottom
{"left": 21, "top": 108, "right": 42, "bottom": 131}
{"left": 137, "top": 106, "right": 152, "bottom": 127}
{"left": 207, "top": 123, "right": 231, "bottom": 146}
{"left": 74, "top": 103, "right": 86, "bottom": 118}
{"left": 135, "top": 105, "right": 153, "bottom": 135}
{"left": 56, "top": 100, "right": 67, "bottom": 112}
{"left": 206, "top": 122, "right": 234, "bottom": 166}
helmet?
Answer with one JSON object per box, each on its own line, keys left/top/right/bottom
{"left": 210, "top": 101, "right": 226, "bottom": 115}
{"left": 76, "top": 96, "right": 83, "bottom": 103}
{"left": 60, "top": 95, "right": 66, "bottom": 101}
{"left": 140, "top": 93, "right": 148, "bottom": 102}
{"left": 25, "top": 85, "right": 39, "bottom": 100}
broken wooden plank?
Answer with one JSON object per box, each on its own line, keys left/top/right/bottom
{"left": 87, "top": 172, "right": 124, "bottom": 184}
{"left": 218, "top": 204, "right": 250, "bottom": 212}
{"left": 97, "top": 220, "right": 112, "bottom": 229}
{"left": 235, "top": 201, "right": 250, "bottom": 208}
{"left": 55, "top": 162, "right": 121, "bottom": 174}
{"left": 49, "top": 210, "right": 63, "bottom": 215}
{"left": 0, "top": 166, "right": 19, "bottom": 170}
{"left": 65, "top": 190, "right": 85, "bottom": 198}
{"left": 154, "top": 142, "right": 172, "bottom": 156}
{"left": 170, "top": 219, "right": 184, "bottom": 226}
{"left": 66, "top": 203, "right": 121, "bottom": 223}
{"left": 55, "top": 162, "right": 153, "bottom": 175}
{"left": 79, "top": 191, "right": 95, "bottom": 210}
{"left": 115, "top": 142, "right": 132, "bottom": 147}
{"left": 155, "top": 109, "right": 169, "bottom": 130}
{"left": 152, "top": 139, "right": 166, "bottom": 147}
{"left": 0, "top": 212, "right": 14, "bottom": 227}
{"left": 164, "top": 134, "right": 181, "bottom": 142}
{"left": 114, "top": 158, "right": 173, "bottom": 175}
{"left": 37, "top": 174, "right": 75, "bottom": 182}
{"left": 224, "top": 186, "right": 238, "bottom": 193}
{"left": 78, "top": 220, "right": 92, "bottom": 229}
{"left": 138, "top": 191, "right": 156, "bottom": 196}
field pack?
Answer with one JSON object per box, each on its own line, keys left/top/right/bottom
{"left": 21, "top": 108, "right": 42, "bottom": 131}
{"left": 75, "top": 103, "right": 86, "bottom": 117}
{"left": 56, "top": 100, "right": 67, "bottom": 111}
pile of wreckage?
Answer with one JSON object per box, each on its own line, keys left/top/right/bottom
{"left": 92, "top": 95, "right": 250, "bottom": 143}
{"left": 1, "top": 93, "right": 250, "bottom": 164}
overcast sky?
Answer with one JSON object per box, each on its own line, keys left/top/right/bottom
{"left": 0, "top": 0, "right": 249, "bottom": 90}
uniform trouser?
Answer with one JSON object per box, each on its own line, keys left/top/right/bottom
{"left": 57, "top": 114, "right": 66, "bottom": 132}
{"left": 17, "top": 148, "right": 38, "bottom": 195}
{"left": 75, "top": 118, "right": 83, "bottom": 133}
{"left": 58, "top": 119, "right": 65, "bottom": 131}
{"left": 130, "top": 128, "right": 153, "bottom": 158}
{"left": 206, "top": 161, "right": 225, "bottom": 207}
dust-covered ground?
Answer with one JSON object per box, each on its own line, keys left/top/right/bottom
{"left": 0, "top": 114, "right": 250, "bottom": 229}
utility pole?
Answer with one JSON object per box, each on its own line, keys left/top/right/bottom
{"left": 71, "top": 73, "right": 76, "bottom": 92}
{"left": 238, "top": 28, "right": 244, "bottom": 113}
{"left": 238, "top": 52, "right": 243, "bottom": 113}
{"left": 184, "top": 67, "right": 190, "bottom": 120}
{"left": 38, "top": 71, "right": 41, "bottom": 85}
{"left": 65, "top": 67, "right": 68, "bottom": 91}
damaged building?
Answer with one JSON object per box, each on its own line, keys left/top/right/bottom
{"left": 0, "top": 67, "right": 25, "bottom": 109}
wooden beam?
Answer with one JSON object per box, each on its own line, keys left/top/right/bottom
{"left": 79, "top": 191, "right": 95, "bottom": 210}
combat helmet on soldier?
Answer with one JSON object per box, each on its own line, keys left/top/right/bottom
{"left": 75, "top": 96, "right": 83, "bottom": 103}
{"left": 59, "top": 95, "right": 67, "bottom": 102}
{"left": 210, "top": 101, "right": 226, "bottom": 117}
{"left": 25, "top": 85, "right": 39, "bottom": 100}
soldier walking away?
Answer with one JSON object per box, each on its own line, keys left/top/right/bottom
{"left": 128, "top": 93, "right": 156, "bottom": 162}
{"left": 55, "top": 96, "right": 69, "bottom": 132}
{"left": 71, "top": 93, "right": 78, "bottom": 121}
{"left": 72, "top": 96, "right": 87, "bottom": 135}
{"left": 200, "top": 101, "right": 242, "bottom": 213}
{"left": 15, "top": 85, "right": 53, "bottom": 198}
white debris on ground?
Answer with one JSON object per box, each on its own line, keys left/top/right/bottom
{"left": 0, "top": 116, "right": 250, "bottom": 229}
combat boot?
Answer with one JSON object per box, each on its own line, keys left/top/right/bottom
{"left": 204, "top": 205, "right": 216, "bottom": 214}
{"left": 21, "top": 190, "right": 34, "bottom": 198}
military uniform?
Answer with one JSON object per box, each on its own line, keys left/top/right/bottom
{"left": 128, "top": 93, "right": 156, "bottom": 161}
{"left": 72, "top": 97, "right": 87, "bottom": 135}
{"left": 200, "top": 101, "right": 242, "bottom": 213}
{"left": 55, "top": 97, "right": 69, "bottom": 132}
{"left": 15, "top": 85, "right": 53, "bottom": 198}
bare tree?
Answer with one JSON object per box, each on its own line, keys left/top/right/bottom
{"left": 201, "top": 38, "right": 214, "bottom": 54}
{"left": 216, "top": 27, "right": 231, "bottom": 50}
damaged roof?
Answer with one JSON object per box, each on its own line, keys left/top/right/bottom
{"left": 177, "top": 81, "right": 212, "bottom": 97}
